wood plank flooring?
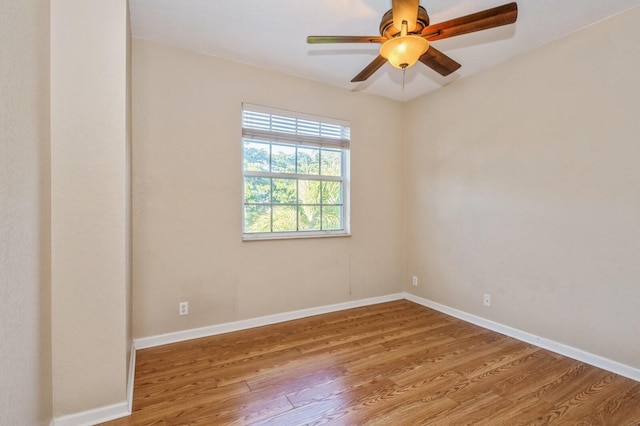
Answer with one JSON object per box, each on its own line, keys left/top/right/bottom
{"left": 101, "top": 300, "right": 640, "bottom": 425}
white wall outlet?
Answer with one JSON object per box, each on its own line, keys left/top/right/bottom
{"left": 412, "top": 276, "right": 418, "bottom": 286}
{"left": 179, "top": 301, "right": 189, "bottom": 316}
{"left": 483, "top": 294, "right": 491, "bottom": 307}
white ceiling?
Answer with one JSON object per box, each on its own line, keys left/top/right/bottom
{"left": 129, "top": 0, "right": 640, "bottom": 102}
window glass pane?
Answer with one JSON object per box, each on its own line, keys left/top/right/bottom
{"left": 271, "top": 144, "right": 296, "bottom": 173}
{"left": 299, "top": 206, "right": 321, "bottom": 231}
{"left": 272, "top": 206, "right": 297, "bottom": 231}
{"left": 322, "top": 181, "right": 341, "bottom": 205}
{"left": 321, "top": 149, "right": 342, "bottom": 176}
{"left": 244, "top": 205, "right": 271, "bottom": 233}
{"left": 272, "top": 179, "right": 296, "bottom": 204}
{"left": 322, "top": 206, "right": 342, "bottom": 230}
{"left": 297, "top": 147, "right": 319, "bottom": 175}
{"left": 244, "top": 177, "right": 271, "bottom": 204}
{"left": 298, "top": 180, "right": 321, "bottom": 205}
{"left": 243, "top": 141, "right": 270, "bottom": 172}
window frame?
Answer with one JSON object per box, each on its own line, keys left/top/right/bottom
{"left": 241, "top": 103, "right": 351, "bottom": 241}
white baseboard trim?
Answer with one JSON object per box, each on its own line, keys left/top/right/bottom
{"left": 404, "top": 292, "right": 640, "bottom": 383}
{"left": 50, "top": 402, "right": 129, "bottom": 426}
{"left": 134, "top": 293, "right": 406, "bottom": 350}
{"left": 127, "top": 343, "right": 136, "bottom": 413}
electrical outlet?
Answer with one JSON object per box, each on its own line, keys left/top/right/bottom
{"left": 483, "top": 294, "right": 491, "bottom": 307}
{"left": 179, "top": 301, "right": 189, "bottom": 316}
{"left": 412, "top": 276, "right": 418, "bottom": 286}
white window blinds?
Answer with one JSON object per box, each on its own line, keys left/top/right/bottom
{"left": 242, "top": 103, "right": 350, "bottom": 150}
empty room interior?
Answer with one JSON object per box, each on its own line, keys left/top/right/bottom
{"left": 2, "top": 0, "right": 640, "bottom": 425}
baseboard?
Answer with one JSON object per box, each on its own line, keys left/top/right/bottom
{"left": 404, "top": 292, "right": 640, "bottom": 383}
{"left": 134, "top": 293, "right": 405, "bottom": 349}
{"left": 50, "top": 401, "right": 129, "bottom": 426}
{"left": 127, "top": 342, "right": 136, "bottom": 412}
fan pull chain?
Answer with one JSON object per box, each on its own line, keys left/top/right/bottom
{"left": 402, "top": 67, "right": 406, "bottom": 89}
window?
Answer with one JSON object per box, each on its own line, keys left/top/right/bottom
{"left": 242, "top": 104, "right": 350, "bottom": 240}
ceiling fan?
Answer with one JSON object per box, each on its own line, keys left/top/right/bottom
{"left": 307, "top": 0, "right": 518, "bottom": 82}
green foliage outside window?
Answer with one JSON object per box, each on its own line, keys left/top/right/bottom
{"left": 243, "top": 140, "right": 344, "bottom": 233}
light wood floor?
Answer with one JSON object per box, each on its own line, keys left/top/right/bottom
{"left": 101, "top": 300, "right": 640, "bottom": 425}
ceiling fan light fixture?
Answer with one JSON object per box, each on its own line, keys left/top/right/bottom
{"left": 380, "top": 34, "right": 429, "bottom": 69}
{"left": 307, "top": 2, "right": 518, "bottom": 83}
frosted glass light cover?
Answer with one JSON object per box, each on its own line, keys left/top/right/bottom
{"left": 380, "top": 36, "right": 429, "bottom": 69}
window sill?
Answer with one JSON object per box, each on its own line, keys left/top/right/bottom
{"left": 242, "top": 230, "right": 351, "bottom": 241}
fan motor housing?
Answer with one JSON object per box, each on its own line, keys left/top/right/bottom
{"left": 379, "top": 6, "right": 430, "bottom": 38}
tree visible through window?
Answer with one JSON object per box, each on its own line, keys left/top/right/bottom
{"left": 242, "top": 104, "right": 350, "bottom": 239}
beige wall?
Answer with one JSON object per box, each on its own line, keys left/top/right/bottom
{"left": 132, "top": 39, "right": 405, "bottom": 338}
{"left": 405, "top": 6, "right": 640, "bottom": 369}
{"left": 0, "top": 1, "right": 52, "bottom": 425}
{"left": 50, "top": 0, "right": 131, "bottom": 416}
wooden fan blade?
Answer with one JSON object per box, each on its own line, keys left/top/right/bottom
{"left": 351, "top": 55, "right": 388, "bottom": 82}
{"left": 421, "top": 2, "right": 518, "bottom": 41}
{"left": 392, "top": 0, "right": 420, "bottom": 32}
{"left": 418, "top": 46, "right": 461, "bottom": 76}
{"left": 307, "top": 36, "right": 386, "bottom": 44}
